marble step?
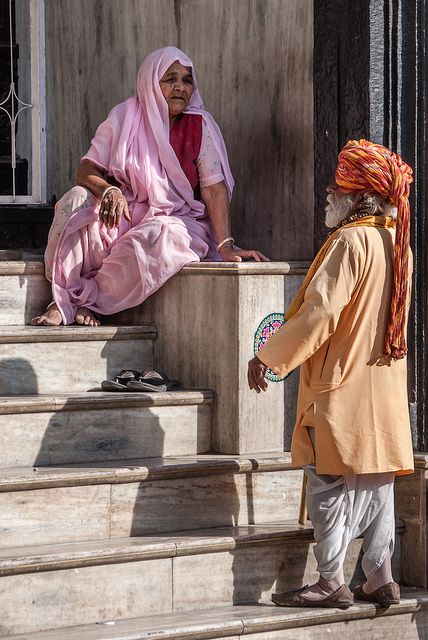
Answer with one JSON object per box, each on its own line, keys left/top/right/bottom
{"left": 0, "top": 325, "right": 155, "bottom": 394}
{"left": 0, "top": 524, "right": 401, "bottom": 636}
{"left": 0, "top": 391, "right": 213, "bottom": 467}
{"left": 0, "top": 259, "right": 50, "bottom": 326}
{"left": 0, "top": 454, "right": 302, "bottom": 547}
{"left": 0, "top": 523, "right": 314, "bottom": 575}
{"left": 4, "top": 593, "right": 428, "bottom": 640}
{"left": 0, "top": 258, "right": 301, "bottom": 325}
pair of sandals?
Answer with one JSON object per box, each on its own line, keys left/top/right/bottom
{"left": 101, "top": 369, "right": 180, "bottom": 393}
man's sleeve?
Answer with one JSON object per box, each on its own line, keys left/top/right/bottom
{"left": 257, "top": 238, "right": 359, "bottom": 378}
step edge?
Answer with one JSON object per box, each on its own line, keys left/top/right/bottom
{"left": 0, "top": 521, "right": 405, "bottom": 577}
{"left": 0, "top": 261, "right": 310, "bottom": 278}
{"left": 241, "top": 596, "right": 428, "bottom": 636}
{"left": 0, "top": 526, "right": 315, "bottom": 576}
{"left": 414, "top": 453, "right": 428, "bottom": 469}
{"left": 0, "top": 262, "right": 45, "bottom": 275}
{"left": 0, "top": 390, "right": 215, "bottom": 414}
{"left": 4, "top": 594, "right": 428, "bottom": 640}
{"left": 180, "top": 261, "right": 311, "bottom": 276}
{"left": 0, "top": 455, "right": 297, "bottom": 493}
{"left": 0, "top": 325, "right": 157, "bottom": 343}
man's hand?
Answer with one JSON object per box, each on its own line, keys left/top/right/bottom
{"left": 247, "top": 356, "right": 268, "bottom": 393}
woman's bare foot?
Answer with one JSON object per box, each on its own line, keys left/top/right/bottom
{"left": 31, "top": 302, "right": 63, "bottom": 326}
{"left": 75, "top": 307, "right": 100, "bottom": 326}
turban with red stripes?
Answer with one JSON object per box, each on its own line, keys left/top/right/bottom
{"left": 335, "top": 139, "right": 413, "bottom": 359}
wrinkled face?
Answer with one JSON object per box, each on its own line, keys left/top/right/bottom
{"left": 159, "top": 61, "right": 194, "bottom": 119}
{"left": 324, "top": 184, "right": 355, "bottom": 228}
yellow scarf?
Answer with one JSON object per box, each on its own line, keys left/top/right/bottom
{"left": 285, "top": 216, "right": 396, "bottom": 320}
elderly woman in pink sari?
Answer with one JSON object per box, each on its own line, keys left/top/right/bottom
{"left": 32, "top": 46, "right": 267, "bottom": 326}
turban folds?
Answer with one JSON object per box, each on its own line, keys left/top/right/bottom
{"left": 335, "top": 139, "right": 413, "bottom": 359}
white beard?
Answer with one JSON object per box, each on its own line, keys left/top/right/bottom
{"left": 324, "top": 192, "right": 355, "bottom": 228}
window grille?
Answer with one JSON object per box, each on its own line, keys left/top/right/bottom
{"left": 0, "top": 0, "right": 46, "bottom": 204}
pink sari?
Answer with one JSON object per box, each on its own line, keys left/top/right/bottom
{"left": 45, "top": 47, "right": 234, "bottom": 324}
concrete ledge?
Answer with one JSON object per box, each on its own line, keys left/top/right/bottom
{"left": 0, "top": 259, "right": 310, "bottom": 277}
{"left": 180, "top": 261, "right": 310, "bottom": 275}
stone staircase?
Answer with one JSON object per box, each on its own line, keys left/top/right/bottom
{"left": 0, "top": 253, "right": 426, "bottom": 639}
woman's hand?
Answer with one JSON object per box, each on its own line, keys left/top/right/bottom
{"left": 99, "top": 189, "right": 131, "bottom": 229}
{"left": 219, "top": 243, "right": 270, "bottom": 262}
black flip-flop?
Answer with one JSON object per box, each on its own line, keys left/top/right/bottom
{"left": 126, "top": 380, "right": 168, "bottom": 392}
{"left": 101, "top": 369, "right": 140, "bottom": 392}
{"left": 126, "top": 369, "right": 180, "bottom": 392}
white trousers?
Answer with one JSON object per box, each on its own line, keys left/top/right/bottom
{"left": 304, "top": 462, "right": 395, "bottom": 581}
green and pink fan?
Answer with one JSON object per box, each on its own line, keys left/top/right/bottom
{"left": 253, "top": 312, "right": 290, "bottom": 382}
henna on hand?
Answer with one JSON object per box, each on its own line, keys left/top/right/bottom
{"left": 99, "top": 189, "right": 131, "bottom": 229}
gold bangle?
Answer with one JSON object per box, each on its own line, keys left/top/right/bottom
{"left": 217, "top": 236, "right": 235, "bottom": 251}
{"left": 101, "top": 185, "right": 122, "bottom": 200}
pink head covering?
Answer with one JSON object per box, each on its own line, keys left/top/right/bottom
{"left": 83, "top": 46, "right": 234, "bottom": 220}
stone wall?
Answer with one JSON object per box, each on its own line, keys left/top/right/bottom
{"left": 45, "top": 0, "right": 314, "bottom": 260}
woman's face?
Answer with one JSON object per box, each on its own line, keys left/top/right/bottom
{"left": 160, "top": 61, "right": 194, "bottom": 119}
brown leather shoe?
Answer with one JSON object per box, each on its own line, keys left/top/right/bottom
{"left": 353, "top": 581, "right": 400, "bottom": 607}
{"left": 271, "top": 584, "right": 354, "bottom": 609}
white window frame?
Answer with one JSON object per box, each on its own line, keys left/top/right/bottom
{"left": 0, "top": 0, "right": 46, "bottom": 204}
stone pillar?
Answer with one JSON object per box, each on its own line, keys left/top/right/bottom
{"left": 115, "top": 262, "right": 307, "bottom": 455}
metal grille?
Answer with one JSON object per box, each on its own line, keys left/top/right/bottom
{"left": 0, "top": 0, "right": 45, "bottom": 204}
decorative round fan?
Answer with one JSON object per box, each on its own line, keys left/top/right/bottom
{"left": 253, "top": 312, "right": 290, "bottom": 382}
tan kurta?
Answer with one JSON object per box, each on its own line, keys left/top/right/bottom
{"left": 258, "top": 225, "right": 414, "bottom": 476}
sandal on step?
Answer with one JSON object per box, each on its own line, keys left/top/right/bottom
{"left": 126, "top": 380, "right": 168, "bottom": 392}
{"left": 126, "top": 370, "right": 180, "bottom": 393}
{"left": 101, "top": 369, "right": 140, "bottom": 392}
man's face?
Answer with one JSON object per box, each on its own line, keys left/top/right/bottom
{"left": 324, "top": 185, "right": 354, "bottom": 228}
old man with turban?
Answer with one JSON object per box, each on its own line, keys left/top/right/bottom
{"left": 248, "top": 139, "right": 414, "bottom": 608}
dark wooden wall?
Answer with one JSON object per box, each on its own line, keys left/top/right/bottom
{"left": 313, "top": 0, "right": 371, "bottom": 250}
{"left": 314, "top": 0, "right": 428, "bottom": 450}
{"left": 44, "top": 0, "right": 314, "bottom": 261}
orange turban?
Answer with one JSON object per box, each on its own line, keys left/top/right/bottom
{"left": 335, "top": 139, "right": 413, "bottom": 359}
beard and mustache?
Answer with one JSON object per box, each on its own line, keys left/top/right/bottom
{"left": 324, "top": 191, "right": 397, "bottom": 229}
{"left": 324, "top": 192, "right": 356, "bottom": 228}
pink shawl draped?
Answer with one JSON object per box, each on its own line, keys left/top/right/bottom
{"left": 83, "top": 46, "right": 234, "bottom": 219}
{"left": 47, "top": 47, "right": 234, "bottom": 324}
